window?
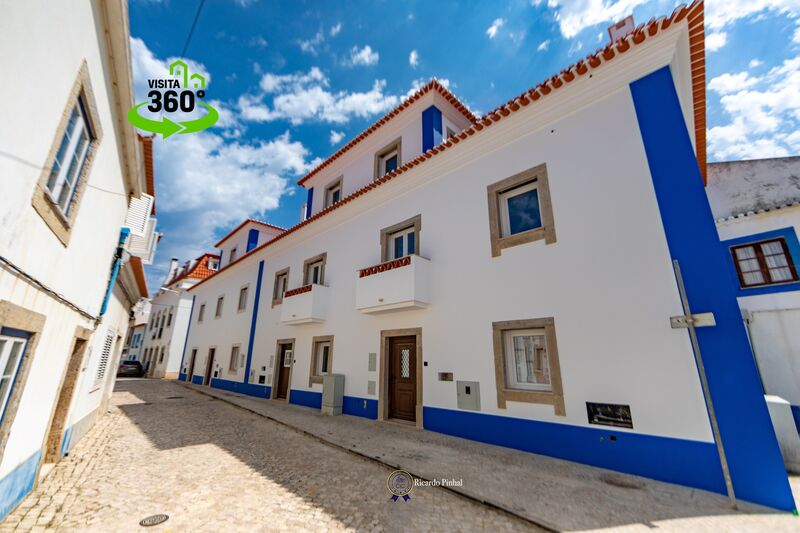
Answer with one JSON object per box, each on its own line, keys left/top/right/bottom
{"left": 731, "top": 238, "right": 798, "bottom": 288}
{"left": 487, "top": 163, "right": 556, "bottom": 257}
{"left": 303, "top": 253, "right": 327, "bottom": 286}
{"left": 503, "top": 330, "right": 550, "bottom": 391}
{"left": 492, "top": 318, "right": 564, "bottom": 415}
{"left": 272, "top": 268, "right": 290, "bottom": 306}
{"left": 167, "top": 309, "right": 173, "bottom": 327}
{"left": 309, "top": 336, "right": 334, "bottom": 385}
{"left": 0, "top": 336, "right": 27, "bottom": 421}
{"left": 158, "top": 346, "right": 165, "bottom": 363}
{"left": 374, "top": 138, "right": 402, "bottom": 180}
{"left": 198, "top": 303, "right": 206, "bottom": 323}
{"left": 94, "top": 331, "right": 114, "bottom": 389}
{"left": 229, "top": 247, "right": 238, "bottom": 263}
{"left": 229, "top": 345, "right": 240, "bottom": 372}
{"left": 380, "top": 215, "right": 421, "bottom": 262}
{"left": 324, "top": 178, "right": 343, "bottom": 208}
{"left": 31, "top": 63, "right": 102, "bottom": 246}
{"left": 446, "top": 127, "right": 457, "bottom": 140}
{"left": 208, "top": 257, "right": 219, "bottom": 271}
{"left": 215, "top": 296, "right": 224, "bottom": 318}
{"left": 158, "top": 314, "right": 164, "bottom": 339}
{"left": 238, "top": 286, "right": 249, "bottom": 312}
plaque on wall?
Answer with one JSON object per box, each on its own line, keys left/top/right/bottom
{"left": 586, "top": 402, "right": 633, "bottom": 429}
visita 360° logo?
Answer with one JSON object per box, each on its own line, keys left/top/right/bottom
{"left": 127, "top": 59, "right": 218, "bottom": 138}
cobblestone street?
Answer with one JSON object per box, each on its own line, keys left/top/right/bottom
{"left": 1, "top": 379, "right": 536, "bottom": 532}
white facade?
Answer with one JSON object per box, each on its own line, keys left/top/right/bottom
{"left": 708, "top": 157, "right": 800, "bottom": 414}
{"left": 0, "top": 0, "right": 153, "bottom": 519}
{"left": 217, "top": 219, "right": 283, "bottom": 268}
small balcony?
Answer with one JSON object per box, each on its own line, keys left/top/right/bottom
{"left": 355, "top": 255, "right": 431, "bottom": 314}
{"left": 280, "top": 284, "right": 329, "bottom": 325}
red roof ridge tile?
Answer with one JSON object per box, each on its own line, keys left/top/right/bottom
{"left": 296, "top": 79, "right": 478, "bottom": 187}
{"left": 189, "top": 1, "right": 705, "bottom": 293}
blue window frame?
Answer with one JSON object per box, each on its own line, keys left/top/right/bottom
{"left": 0, "top": 327, "right": 31, "bottom": 426}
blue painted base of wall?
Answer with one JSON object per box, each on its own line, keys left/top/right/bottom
{"left": 289, "top": 389, "right": 322, "bottom": 409}
{"left": 210, "top": 377, "right": 270, "bottom": 398}
{"left": 424, "top": 406, "right": 727, "bottom": 495}
{"left": 178, "top": 372, "right": 187, "bottom": 382}
{"left": 343, "top": 396, "right": 378, "bottom": 419}
{"left": 0, "top": 451, "right": 41, "bottom": 520}
{"left": 60, "top": 426, "right": 73, "bottom": 457}
{"left": 191, "top": 375, "right": 203, "bottom": 385}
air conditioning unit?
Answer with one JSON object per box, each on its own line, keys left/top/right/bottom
{"left": 127, "top": 216, "right": 159, "bottom": 264}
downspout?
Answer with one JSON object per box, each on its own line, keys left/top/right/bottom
{"left": 100, "top": 227, "right": 130, "bottom": 318}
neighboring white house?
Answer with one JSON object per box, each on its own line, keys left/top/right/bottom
{"left": 140, "top": 254, "right": 219, "bottom": 379}
{"left": 122, "top": 299, "right": 150, "bottom": 362}
{"left": 0, "top": 0, "right": 158, "bottom": 520}
{"left": 707, "top": 156, "right": 800, "bottom": 448}
{"left": 178, "top": 2, "right": 794, "bottom": 511}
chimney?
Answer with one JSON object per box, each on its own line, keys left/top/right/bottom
{"left": 608, "top": 15, "right": 635, "bottom": 43}
{"left": 162, "top": 257, "right": 179, "bottom": 286}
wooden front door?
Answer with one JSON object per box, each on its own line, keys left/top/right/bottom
{"left": 186, "top": 349, "right": 197, "bottom": 381}
{"left": 388, "top": 336, "right": 416, "bottom": 422}
{"left": 276, "top": 344, "right": 292, "bottom": 399}
{"left": 203, "top": 348, "right": 215, "bottom": 385}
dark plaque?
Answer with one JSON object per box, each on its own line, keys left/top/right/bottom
{"left": 586, "top": 402, "right": 633, "bottom": 429}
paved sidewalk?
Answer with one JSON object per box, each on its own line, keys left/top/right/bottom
{"left": 2, "top": 379, "right": 536, "bottom": 532}
{"left": 180, "top": 381, "right": 800, "bottom": 532}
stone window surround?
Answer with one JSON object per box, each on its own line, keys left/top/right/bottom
{"left": 491, "top": 317, "right": 565, "bottom": 416}
{"left": 271, "top": 267, "right": 290, "bottom": 307}
{"left": 302, "top": 252, "right": 328, "bottom": 286}
{"left": 486, "top": 163, "right": 556, "bottom": 258}
{"left": 373, "top": 137, "right": 402, "bottom": 181}
{"left": 308, "top": 335, "right": 334, "bottom": 386}
{"left": 0, "top": 301, "right": 46, "bottom": 462}
{"left": 31, "top": 61, "right": 104, "bottom": 247}
{"left": 379, "top": 214, "right": 422, "bottom": 262}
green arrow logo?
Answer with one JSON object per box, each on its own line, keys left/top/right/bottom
{"left": 127, "top": 101, "right": 219, "bottom": 138}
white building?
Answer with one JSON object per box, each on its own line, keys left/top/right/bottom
{"left": 180, "top": 2, "right": 794, "bottom": 510}
{"left": 0, "top": 0, "right": 158, "bottom": 519}
{"left": 122, "top": 298, "right": 150, "bottom": 362}
{"left": 707, "top": 156, "right": 800, "bottom": 469}
{"left": 140, "top": 253, "right": 219, "bottom": 379}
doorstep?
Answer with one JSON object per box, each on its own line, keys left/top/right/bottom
{"left": 177, "top": 381, "right": 783, "bottom": 532}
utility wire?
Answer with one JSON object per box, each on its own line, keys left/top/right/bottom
{"left": 181, "top": 0, "right": 207, "bottom": 57}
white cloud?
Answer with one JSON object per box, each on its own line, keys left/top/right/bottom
{"left": 708, "top": 72, "right": 759, "bottom": 95}
{"left": 541, "top": 0, "right": 649, "bottom": 39}
{"left": 537, "top": 39, "right": 550, "bottom": 51}
{"left": 708, "top": 56, "right": 800, "bottom": 161}
{"left": 567, "top": 40, "right": 583, "bottom": 56}
{"left": 239, "top": 68, "right": 399, "bottom": 124}
{"left": 298, "top": 30, "right": 325, "bottom": 54}
{"left": 346, "top": 45, "right": 379, "bottom": 66}
{"left": 706, "top": 31, "right": 727, "bottom": 52}
{"left": 487, "top": 18, "right": 504, "bottom": 38}
{"left": 248, "top": 35, "right": 268, "bottom": 48}
{"left": 749, "top": 59, "right": 764, "bottom": 68}
{"left": 409, "top": 49, "right": 419, "bottom": 67}
{"left": 405, "top": 78, "right": 451, "bottom": 99}
{"left": 329, "top": 130, "right": 346, "bottom": 145}
{"left": 706, "top": 0, "right": 800, "bottom": 31}
{"left": 330, "top": 23, "right": 342, "bottom": 37}
{"left": 794, "top": 26, "right": 800, "bottom": 43}
{"left": 130, "top": 37, "right": 316, "bottom": 289}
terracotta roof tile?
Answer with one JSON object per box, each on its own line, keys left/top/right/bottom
{"left": 168, "top": 253, "right": 221, "bottom": 286}
{"left": 190, "top": 1, "right": 706, "bottom": 292}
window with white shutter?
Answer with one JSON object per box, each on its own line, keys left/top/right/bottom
{"left": 94, "top": 331, "right": 114, "bottom": 388}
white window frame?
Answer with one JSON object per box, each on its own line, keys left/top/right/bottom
{"left": 498, "top": 180, "right": 542, "bottom": 238}
{"left": 45, "top": 98, "right": 94, "bottom": 218}
{"left": 379, "top": 149, "right": 399, "bottom": 177}
{"left": 503, "top": 328, "right": 551, "bottom": 392}
{"left": 305, "top": 260, "right": 324, "bottom": 285}
{"left": 388, "top": 225, "right": 417, "bottom": 260}
{"left": 325, "top": 179, "right": 343, "bottom": 208}
{"left": 0, "top": 335, "right": 27, "bottom": 421}
{"left": 238, "top": 285, "right": 249, "bottom": 313}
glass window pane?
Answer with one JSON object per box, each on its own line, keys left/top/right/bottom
{"left": 738, "top": 258, "right": 761, "bottom": 273}
{"left": 506, "top": 188, "right": 542, "bottom": 235}
{"left": 384, "top": 155, "right": 398, "bottom": 174}
{"left": 510, "top": 334, "right": 550, "bottom": 388}
{"left": 0, "top": 377, "right": 11, "bottom": 412}
{"left": 735, "top": 246, "right": 756, "bottom": 260}
{"left": 769, "top": 267, "right": 793, "bottom": 282}
{"left": 3, "top": 342, "right": 22, "bottom": 377}
{"left": 760, "top": 241, "right": 784, "bottom": 255}
{"left": 400, "top": 348, "right": 410, "bottom": 378}
{"left": 394, "top": 235, "right": 404, "bottom": 259}
{"left": 743, "top": 271, "right": 765, "bottom": 285}
{"left": 407, "top": 231, "right": 415, "bottom": 255}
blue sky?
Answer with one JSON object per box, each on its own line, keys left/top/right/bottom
{"left": 130, "top": 0, "right": 800, "bottom": 291}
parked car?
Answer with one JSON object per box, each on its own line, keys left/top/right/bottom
{"left": 117, "top": 360, "right": 144, "bottom": 377}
